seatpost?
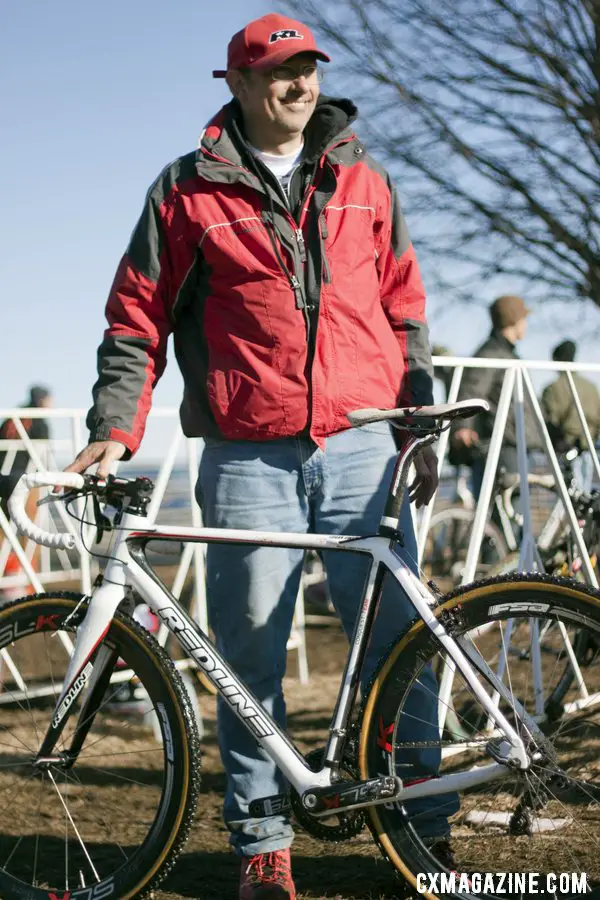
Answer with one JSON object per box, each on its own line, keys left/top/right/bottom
{"left": 378, "top": 432, "right": 435, "bottom": 542}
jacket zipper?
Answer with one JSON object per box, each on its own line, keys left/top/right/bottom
{"left": 295, "top": 228, "right": 307, "bottom": 263}
{"left": 319, "top": 216, "right": 331, "bottom": 284}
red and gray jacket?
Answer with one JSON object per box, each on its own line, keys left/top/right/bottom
{"left": 87, "top": 96, "right": 433, "bottom": 454}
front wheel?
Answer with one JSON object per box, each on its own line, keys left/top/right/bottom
{"left": 358, "top": 574, "right": 600, "bottom": 898}
{"left": 0, "top": 592, "right": 201, "bottom": 899}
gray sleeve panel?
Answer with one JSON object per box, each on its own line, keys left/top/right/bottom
{"left": 86, "top": 335, "right": 153, "bottom": 446}
{"left": 385, "top": 172, "right": 431, "bottom": 402}
{"left": 400, "top": 318, "right": 435, "bottom": 407}
{"left": 360, "top": 154, "right": 412, "bottom": 256}
{"left": 127, "top": 197, "right": 163, "bottom": 284}
{"left": 388, "top": 182, "right": 411, "bottom": 258}
{"left": 127, "top": 152, "right": 197, "bottom": 284}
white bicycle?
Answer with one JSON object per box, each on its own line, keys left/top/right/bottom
{"left": 1, "top": 399, "right": 599, "bottom": 899}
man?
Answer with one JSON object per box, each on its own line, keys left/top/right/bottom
{"left": 452, "top": 294, "right": 540, "bottom": 499}
{"left": 65, "top": 14, "right": 456, "bottom": 898}
{"left": 541, "top": 340, "right": 600, "bottom": 494}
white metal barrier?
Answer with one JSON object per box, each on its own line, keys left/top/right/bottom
{"left": 1, "top": 357, "right": 599, "bottom": 697}
{"left": 418, "top": 356, "right": 600, "bottom": 583}
{"left": 419, "top": 355, "right": 600, "bottom": 741}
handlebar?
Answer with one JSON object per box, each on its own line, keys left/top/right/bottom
{"left": 8, "top": 472, "right": 85, "bottom": 550}
{"left": 7, "top": 471, "right": 155, "bottom": 550}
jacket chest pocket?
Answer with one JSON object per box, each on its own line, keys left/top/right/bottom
{"left": 321, "top": 204, "right": 376, "bottom": 249}
{"left": 320, "top": 204, "right": 378, "bottom": 285}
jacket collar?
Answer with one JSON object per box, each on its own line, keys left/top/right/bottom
{"left": 195, "top": 94, "right": 358, "bottom": 183}
{"left": 490, "top": 329, "right": 519, "bottom": 356}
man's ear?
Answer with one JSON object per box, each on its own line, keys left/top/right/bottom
{"left": 226, "top": 70, "right": 246, "bottom": 100}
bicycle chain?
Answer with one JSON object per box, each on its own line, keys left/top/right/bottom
{"left": 289, "top": 747, "right": 366, "bottom": 842}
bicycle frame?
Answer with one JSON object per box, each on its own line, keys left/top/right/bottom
{"left": 39, "top": 515, "right": 533, "bottom": 812}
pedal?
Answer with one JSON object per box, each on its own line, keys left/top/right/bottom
{"left": 301, "top": 775, "right": 400, "bottom": 816}
{"left": 248, "top": 793, "right": 292, "bottom": 817}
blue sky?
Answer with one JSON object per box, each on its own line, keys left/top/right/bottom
{"left": 2, "top": 0, "right": 599, "bottom": 452}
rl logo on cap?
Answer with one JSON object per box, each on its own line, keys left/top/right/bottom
{"left": 269, "top": 29, "right": 304, "bottom": 43}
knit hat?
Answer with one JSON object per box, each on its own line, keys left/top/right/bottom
{"left": 28, "top": 385, "right": 51, "bottom": 407}
{"left": 552, "top": 339, "right": 577, "bottom": 362}
{"left": 489, "top": 295, "right": 530, "bottom": 329}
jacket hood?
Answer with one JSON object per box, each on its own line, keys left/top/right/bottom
{"left": 199, "top": 94, "right": 358, "bottom": 167}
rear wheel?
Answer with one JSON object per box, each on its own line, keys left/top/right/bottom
{"left": 422, "top": 506, "right": 508, "bottom": 587}
{"left": 0, "top": 592, "right": 200, "bottom": 899}
{"left": 359, "top": 575, "right": 600, "bottom": 898}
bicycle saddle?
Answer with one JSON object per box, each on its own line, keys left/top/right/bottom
{"left": 347, "top": 399, "right": 489, "bottom": 430}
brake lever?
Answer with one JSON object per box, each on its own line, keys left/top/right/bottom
{"left": 37, "top": 487, "right": 84, "bottom": 507}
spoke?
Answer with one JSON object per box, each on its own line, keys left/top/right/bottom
{"left": 0, "top": 736, "right": 35, "bottom": 754}
{"left": 497, "top": 620, "right": 522, "bottom": 740}
{"left": 64, "top": 769, "right": 68, "bottom": 890}
{"left": 32, "top": 775, "right": 45, "bottom": 887}
{"left": 2, "top": 834, "right": 25, "bottom": 874}
{"left": 526, "top": 767, "right": 600, "bottom": 871}
{"left": 75, "top": 763, "right": 161, "bottom": 789}
{"left": 0, "top": 768, "right": 39, "bottom": 805}
{"left": 78, "top": 746, "right": 163, "bottom": 761}
{"left": 534, "top": 763, "right": 600, "bottom": 811}
{"left": 59, "top": 767, "right": 135, "bottom": 863}
{"left": 64, "top": 678, "right": 153, "bottom": 750}
{"left": 47, "top": 770, "right": 101, "bottom": 884}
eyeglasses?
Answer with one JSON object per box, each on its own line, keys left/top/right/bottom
{"left": 268, "top": 64, "right": 325, "bottom": 84}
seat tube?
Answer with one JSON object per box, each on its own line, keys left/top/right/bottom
{"left": 324, "top": 555, "right": 385, "bottom": 769}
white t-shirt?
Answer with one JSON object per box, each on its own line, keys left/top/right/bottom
{"left": 249, "top": 142, "right": 304, "bottom": 201}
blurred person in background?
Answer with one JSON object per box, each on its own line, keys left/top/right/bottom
{"left": 0, "top": 384, "right": 53, "bottom": 515}
{"left": 0, "top": 385, "right": 53, "bottom": 601}
{"left": 541, "top": 340, "right": 600, "bottom": 494}
{"left": 450, "top": 295, "right": 541, "bottom": 499}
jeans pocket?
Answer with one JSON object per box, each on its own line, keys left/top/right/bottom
{"left": 356, "top": 421, "right": 393, "bottom": 437}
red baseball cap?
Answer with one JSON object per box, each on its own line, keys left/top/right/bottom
{"left": 213, "top": 13, "right": 330, "bottom": 78}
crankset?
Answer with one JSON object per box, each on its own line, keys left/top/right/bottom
{"left": 290, "top": 748, "right": 367, "bottom": 842}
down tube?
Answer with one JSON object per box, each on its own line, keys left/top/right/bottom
{"left": 126, "top": 551, "right": 333, "bottom": 795}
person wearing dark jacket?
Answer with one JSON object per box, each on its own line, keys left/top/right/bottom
{"left": 541, "top": 340, "right": 600, "bottom": 493}
{"left": 63, "top": 13, "right": 457, "bottom": 897}
{"left": 451, "top": 295, "right": 540, "bottom": 499}
{"left": 0, "top": 385, "right": 52, "bottom": 516}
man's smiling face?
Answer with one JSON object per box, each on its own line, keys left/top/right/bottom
{"left": 231, "top": 52, "right": 320, "bottom": 144}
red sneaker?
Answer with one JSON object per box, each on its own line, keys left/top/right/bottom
{"left": 239, "top": 849, "right": 296, "bottom": 899}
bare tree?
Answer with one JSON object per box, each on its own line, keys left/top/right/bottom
{"left": 283, "top": 0, "right": 600, "bottom": 308}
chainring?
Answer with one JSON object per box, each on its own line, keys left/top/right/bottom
{"left": 289, "top": 747, "right": 366, "bottom": 842}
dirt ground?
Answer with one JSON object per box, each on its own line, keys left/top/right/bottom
{"left": 154, "top": 617, "right": 409, "bottom": 900}
{"left": 1, "top": 587, "right": 598, "bottom": 900}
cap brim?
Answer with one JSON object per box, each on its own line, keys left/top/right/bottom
{"left": 250, "top": 48, "right": 330, "bottom": 70}
{"left": 213, "top": 47, "right": 330, "bottom": 78}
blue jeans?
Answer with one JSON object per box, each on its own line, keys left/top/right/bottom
{"left": 574, "top": 451, "right": 595, "bottom": 495}
{"left": 197, "top": 424, "right": 459, "bottom": 856}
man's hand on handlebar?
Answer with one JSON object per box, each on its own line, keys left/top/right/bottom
{"left": 64, "top": 440, "right": 127, "bottom": 479}
{"left": 409, "top": 445, "right": 439, "bottom": 508}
